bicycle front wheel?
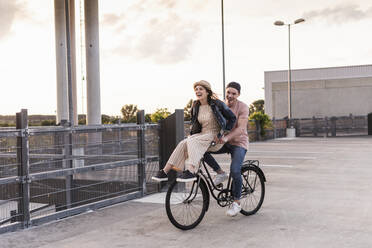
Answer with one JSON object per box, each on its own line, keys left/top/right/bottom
{"left": 240, "top": 166, "right": 265, "bottom": 216}
{"left": 165, "top": 179, "right": 208, "bottom": 230}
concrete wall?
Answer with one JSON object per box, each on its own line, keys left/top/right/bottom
{"left": 265, "top": 65, "right": 372, "bottom": 119}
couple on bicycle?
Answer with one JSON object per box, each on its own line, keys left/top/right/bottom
{"left": 153, "top": 80, "right": 249, "bottom": 217}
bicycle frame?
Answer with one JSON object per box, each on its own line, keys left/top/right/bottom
{"left": 165, "top": 158, "right": 266, "bottom": 230}
{"left": 194, "top": 158, "right": 265, "bottom": 204}
{"left": 196, "top": 159, "right": 232, "bottom": 202}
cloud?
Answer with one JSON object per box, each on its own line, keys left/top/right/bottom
{"left": 159, "top": 0, "right": 177, "bottom": 9}
{"left": 0, "top": 0, "right": 34, "bottom": 40}
{"left": 303, "top": 4, "right": 372, "bottom": 23}
{"left": 133, "top": 14, "right": 200, "bottom": 64}
{"left": 0, "top": 0, "right": 20, "bottom": 39}
{"left": 102, "top": 13, "right": 126, "bottom": 26}
{"left": 103, "top": 1, "right": 201, "bottom": 64}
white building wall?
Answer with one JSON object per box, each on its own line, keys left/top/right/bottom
{"left": 265, "top": 64, "right": 372, "bottom": 119}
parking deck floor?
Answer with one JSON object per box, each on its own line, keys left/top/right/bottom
{"left": 1, "top": 136, "right": 372, "bottom": 248}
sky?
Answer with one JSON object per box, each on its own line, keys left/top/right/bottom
{"left": 1, "top": 0, "right": 372, "bottom": 116}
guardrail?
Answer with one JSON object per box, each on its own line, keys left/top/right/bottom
{"left": 0, "top": 110, "right": 159, "bottom": 234}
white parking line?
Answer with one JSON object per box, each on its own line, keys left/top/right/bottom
{"left": 218, "top": 162, "right": 294, "bottom": 168}
{"left": 247, "top": 150, "right": 331, "bottom": 154}
{"left": 261, "top": 164, "right": 294, "bottom": 168}
{"left": 246, "top": 156, "right": 317, "bottom": 160}
{"left": 132, "top": 192, "right": 167, "bottom": 204}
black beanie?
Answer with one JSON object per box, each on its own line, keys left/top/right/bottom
{"left": 226, "top": 82, "right": 241, "bottom": 93}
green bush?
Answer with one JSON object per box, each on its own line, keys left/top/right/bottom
{"left": 41, "top": 120, "right": 56, "bottom": 126}
{"left": 249, "top": 112, "right": 272, "bottom": 136}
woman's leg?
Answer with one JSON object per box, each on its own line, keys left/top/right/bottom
{"left": 162, "top": 162, "right": 182, "bottom": 174}
{"left": 164, "top": 139, "right": 189, "bottom": 173}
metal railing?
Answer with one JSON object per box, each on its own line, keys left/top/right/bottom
{"left": 0, "top": 110, "right": 159, "bottom": 234}
{"left": 185, "top": 114, "right": 368, "bottom": 140}
{"left": 292, "top": 115, "right": 368, "bottom": 137}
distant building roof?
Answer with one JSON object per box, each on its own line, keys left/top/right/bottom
{"left": 265, "top": 64, "right": 372, "bottom": 83}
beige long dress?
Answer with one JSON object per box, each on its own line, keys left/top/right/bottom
{"left": 167, "top": 104, "right": 223, "bottom": 173}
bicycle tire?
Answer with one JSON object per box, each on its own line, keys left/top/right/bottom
{"left": 165, "top": 179, "right": 209, "bottom": 230}
{"left": 240, "top": 166, "right": 265, "bottom": 216}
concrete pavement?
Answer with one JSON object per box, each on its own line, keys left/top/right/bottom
{"left": 1, "top": 136, "right": 372, "bottom": 248}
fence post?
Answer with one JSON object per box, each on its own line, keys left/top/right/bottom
{"left": 137, "top": 110, "right": 146, "bottom": 196}
{"left": 331, "top": 117, "right": 337, "bottom": 137}
{"left": 296, "top": 119, "right": 301, "bottom": 137}
{"left": 16, "top": 109, "right": 31, "bottom": 228}
{"left": 312, "top": 116, "right": 317, "bottom": 137}
{"left": 255, "top": 120, "right": 262, "bottom": 141}
{"left": 273, "top": 117, "right": 276, "bottom": 139}
{"left": 350, "top": 113, "right": 354, "bottom": 132}
{"left": 62, "top": 121, "right": 72, "bottom": 210}
{"left": 324, "top": 116, "right": 329, "bottom": 137}
{"left": 159, "top": 110, "right": 184, "bottom": 185}
{"left": 368, "top": 113, "right": 372, "bottom": 135}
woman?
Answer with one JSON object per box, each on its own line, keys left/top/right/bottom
{"left": 152, "top": 80, "right": 236, "bottom": 182}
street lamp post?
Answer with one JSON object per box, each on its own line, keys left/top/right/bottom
{"left": 221, "top": 0, "right": 226, "bottom": 99}
{"left": 274, "top": 18, "right": 305, "bottom": 135}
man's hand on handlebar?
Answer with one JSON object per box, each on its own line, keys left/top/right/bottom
{"left": 212, "top": 135, "right": 227, "bottom": 145}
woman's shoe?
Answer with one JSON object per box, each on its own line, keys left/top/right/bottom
{"left": 176, "top": 170, "right": 197, "bottom": 182}
{"left": 152, "top": 169, "right": 168, "bottom": 182}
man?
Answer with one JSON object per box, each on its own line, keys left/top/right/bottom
{"left": 204, "top": 81, "right": 249, "bottom": 217}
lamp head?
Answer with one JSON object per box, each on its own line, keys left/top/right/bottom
{"left": 274, "top": 20, "right": 285, "bottom": 26}
{"left": 294, "top": 18, "right": 305, "bottom": 24}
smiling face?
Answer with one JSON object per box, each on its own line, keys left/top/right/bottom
{"left": 194, "top": 85, "right": 209, "bottom": 102}
{"left": 225, "top": 87, "right": 240, "bottom": 106}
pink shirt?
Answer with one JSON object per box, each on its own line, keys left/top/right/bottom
{"left": 226, "top": 100, "right": 249, "bottom": 149}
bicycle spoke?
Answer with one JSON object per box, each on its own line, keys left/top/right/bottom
{"left": 167, "top": 180, "right": 207, "bottom": 229}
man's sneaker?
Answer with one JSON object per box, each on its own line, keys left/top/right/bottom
{"left": 213, "top": 172, "right": 228, "bottom": 187}
{"left": 176, "top": 170, "right": 197, "bottom": 182}
{"left": 226, "top": 202, "right": 241, "bottom": 217}
{"left": 152, "top": 169, "right": 168, "bottom": 182}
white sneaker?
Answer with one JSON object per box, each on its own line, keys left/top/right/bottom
{"left": 214, "top": 173, "right": 228, "bottom": 186}
{"left": 226, "top": 202, "right": 241, "bottom": 217}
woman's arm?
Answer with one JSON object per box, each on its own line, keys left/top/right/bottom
{"left": 219, "top": 101, "right": 236, "bottom": 130}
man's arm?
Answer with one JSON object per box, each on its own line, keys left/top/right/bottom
{"left": 221, "top": 117, "right": 248, "bottom": 143}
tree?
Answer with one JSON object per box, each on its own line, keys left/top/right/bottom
{"left": 145, "top": 114, "right": 152, "bottom": 123}
{"left": 184, "top": 99, "right": 193, "bottom": 121}
{"left": 121, "top": 104, "right": 138, "bottom": 123}
{"left": 109, "top": 116, "right": 121, "bottom": 124}
{"left": 249, "top": 99, "right": 265, "bottom": 115}
{"left": 151, "top": 108, "right": 171, "bottom": 123}
{"left": 101, "top": 114, "right": 111, "bottom": 124}
{"left": 78, "top": 118, "right": 86, "bottom": 125}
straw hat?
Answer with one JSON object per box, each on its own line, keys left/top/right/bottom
{"left": 193, "top": 80, "right": 212, "bottom": 91}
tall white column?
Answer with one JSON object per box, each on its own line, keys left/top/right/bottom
{"left": 54, "top": 0, "right": 78, "bottom": 125}
{"left": 54, "top": 0, "right": 68, "bottom": 124}
{"left": 84, "top": 0, "right": 101, "bottom": 125}
{"left": 69, "top": 0, "right": 78, "bottom": 125}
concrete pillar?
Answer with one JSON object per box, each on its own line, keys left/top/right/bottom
{"left": 54, "top": 0, "right": 78, "bottom": 125}
{"left": 84, "top": 0, "right": 101, "bottom": 125}
{"left": 54, "top": 0, "right": 68, "bottom": 124}
{"left": 68, "top": 0, "right": 78, "bottom": 125}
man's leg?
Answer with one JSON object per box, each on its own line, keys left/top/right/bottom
{"left": 203, "top": 145, "right": 230, "bottom": 172}
{"left": 230, "top": 145, "right": 247, "bottom": 201}
{"left": 225, "top": 145, "right": 247, "bottom": 217}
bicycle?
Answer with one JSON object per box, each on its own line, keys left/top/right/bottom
{"left": 165, "top": 158, "right": 266, "bottom": 230}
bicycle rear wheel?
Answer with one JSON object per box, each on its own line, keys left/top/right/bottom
{"left": 165, "top": 179, "right": 208, "bottom": 230}
{"left": 240, "top": 166, "right": 265, "bottom": 216}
